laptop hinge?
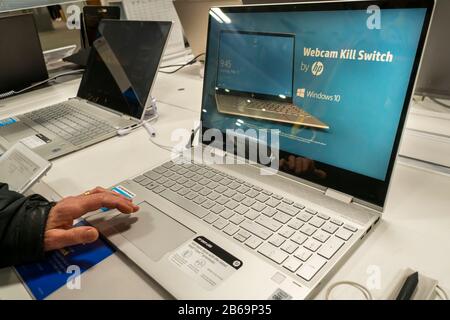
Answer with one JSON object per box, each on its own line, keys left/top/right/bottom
{"left": 325, "top": 188, "right": 353, "bottom": 204}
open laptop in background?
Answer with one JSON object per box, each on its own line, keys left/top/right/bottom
{"left": 173, "top": 0, "right": 242, "bottom": 60}
{"left": 86, "top": 1, "right": 433, "bottom": 299}
{"left": 0, "top": 14, "right": 48, "bottom": 96}
{"left": 215, "top": 30, "right": 329, "bottom": 129}
{"left": 0, "top": 20, "right": 172, "bottom": 160}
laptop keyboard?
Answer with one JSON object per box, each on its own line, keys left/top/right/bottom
{"left": 133, "top": 161, "right": 359, "bottom": 283}
{"left": 23, "top": 103, "right": 116, "bottom": 146}
{"left": 246, "top": 100, "right": 311, "bottom": 117}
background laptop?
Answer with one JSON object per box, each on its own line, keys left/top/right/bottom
{"left": 87, "top": 1, "right": 433, "bottom": 299}
{"left": 214, "top": 30, "right": 329, "bottom": 129}
{"left": 173, "top": 0, "right": 242, "bottom": 60}
{"left": 0, "top": 20, "right": 172, "bottom": 160}
{"left": 0, "top": 13, "right": 48, "bottom": 94}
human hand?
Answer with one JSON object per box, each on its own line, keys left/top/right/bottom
{"left": 44, "top": 187, "right": 139, "bottom": 251}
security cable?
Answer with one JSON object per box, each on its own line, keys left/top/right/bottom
{"left": 0, "top": 69, "right": 85, "bottom": 100}
{"left": 158, "top": 53, "right": 205, "bottom": 74}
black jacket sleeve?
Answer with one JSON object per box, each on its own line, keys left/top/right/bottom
{"left": 0, "top": 183, "right": 53, "bottom": 268}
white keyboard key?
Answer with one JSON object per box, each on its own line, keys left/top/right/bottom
{"left": 242, "top": 197, "right": 256, "bottom": 207}
{"left": 223, "top": 224, "right": 239, "bottom": 236}
{"left": 244, "top": 209, "right": 260, "bottom": 220}
{"left": 225, "top": 200, "right": 239, "bottom": 210}
{"left": 203, "top": 213, "right": 219, "bottom": 224}
{"left": 298, "top": 212, "right": 313, "bottom": 222}
{"left": 255, "top": 193, "right": 269, "bottom": 203}
{"left": 322, "top": 223, "right": 339, "bottom": 234}
{"left": 330, "top": 218, "right": 343, "bottom": 226}
{"left": 245, "top": 236, "right": 262, "bottom": 249}
{"left": 317, "top": 213, "right": 330, "bottom": 220}
{"left": 234, "top": 204, "right": 249, "bottom": 215}
{"left": 310, "top": 217, "right": 325, "bottom": 228}
{"left": 252, "top": 201, "right": 266, "bottom": 212}
{"left": 294, "top": 247, "right": 312, "bottom": 261}
{"left": 262, "top": 207, "right": 277, "bottom": 217}
{"left": 294, "top": 203, "right": 305, "bottom": 210}
{"left": 283, "top": 256, "right": 302, "bottom": 273}
{"left": 274, "top": 212, "right": 291, "bottom": 224}
{"left": 220, "top": 209, "right": 235, "bottom": 219}
{"left": 291, "top": 232, "right": 307, "bottom": 245}
{"left": 255, "top": 215, "right": 282, "bottom": 232}
{"left": 211, "top": 204, "right": 225, "bottom": 214}
{"left": 276, "top": 203, "right": 299, "bottom": 217}
{"left": 213, "top": 218, "right": 229, "bottom": 230}
{"left": 266, "top": 198, "right": 280, "bottom": 207}
{"left": 305, "top": 208, "right": 317, "bottom": 215}
{"left": 278, "top": 226, "right": 295, "bottom": 238}
{"left": 230, "top": 215, "right": 245, "bottom": 225}
{"left": 232, "top": 193, "right": 246, "bottom": 202}
{"left": 202, "top": 199, "right": 216, "bottom": 209}
{"left": 216, "top": 196, "right": 228, "bottom": 205}
{"left": 245, "top": 189, "right": 258, "bottom": 198}
{"left": 287, "top": 219, "right": 303, "bottom": 230}
{"left": 303, "top": 238, "right": 321, "bottom": 252}
{"left": 280, "top": 240, "right": 299, "bottom": 254}
{"left": 313, "top": 230, "right": 330, "bottom": 243}
{"left": 257, "top": 243, "right": 289, "bottom": 264}
{"left": 300, "top": 224, "right": 316, "bottom": 236}
{"left": 234, "top": 230, "right": 251, "bottom": 242}
{"left": 343, "top": 224, "right": 358, "bottom": 232}
{"left": 296, "top": 255, "right": 327, "bottom": 281}
{"left": 207, "top": 192, "right": 221, "bottom": 201}
{"left": 318, "top": 237, "right": 345, "bottom": 260}
{"left": 240, "top": 220, "right": 273, "bottom": 240}
{"left": 268, "top": 234, "right": 286, "bottom": 247}
{"left": 336, "top": 228, "right": 353, "bottom": 241}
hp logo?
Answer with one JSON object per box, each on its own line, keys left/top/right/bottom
{"left": 311, "top": 61, "right": 324, "bottom": 76}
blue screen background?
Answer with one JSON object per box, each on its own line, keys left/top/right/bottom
{"left": 202, "top": 8, "right": 426, "bottom": 181}
{"left": 217, "top": 32, "right": 294, "bottom": 97}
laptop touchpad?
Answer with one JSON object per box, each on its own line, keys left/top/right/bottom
{"left": 1, "top": 122, "right": 36, "bottom": 142}
{"left": 117, "top": 201, "right": 195, "bottom": 262}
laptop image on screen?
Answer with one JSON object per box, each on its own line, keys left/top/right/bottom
{"left": 0, "top": 20, "right": 172, "bottom": 160}
{"left": 215, "top": 30, "right": 329, "bottom": 129}
{"left": 84, "top": 1, "right": 433, "bottom": 300}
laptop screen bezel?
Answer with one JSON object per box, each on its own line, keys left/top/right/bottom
{"left": 200, "top": 0, "right": 434, "bottom": 209}
{"left": 215, "top": 30, "right": 296, "bottom": 103}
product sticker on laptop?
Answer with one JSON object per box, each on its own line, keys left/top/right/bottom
{"left": 169, "top": 236, "right": 242, "bottom": 291}
{"left": 0, "top": 117, "right": 18, "bottom": 127}
{"left": 20, "top": 134, "right": 51, "bottom": 149}
{"left": 100, "top": 185, "right": 136, "bottom": 212}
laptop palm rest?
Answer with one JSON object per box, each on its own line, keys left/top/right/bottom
{"left": 1, "top": 121, "right": 36, "bottom": 142}
{"left": 116, "top": 201, "right": 195, "bottom": 262}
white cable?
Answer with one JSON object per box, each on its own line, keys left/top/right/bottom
{"left": 435, "top": 285, "right": 448, "bottom": 300}
{"left": 325, "top": 281, "right": 373, "bottom": 300}
{"left": 0, "top": 69, "right": 85, "bottom": 100}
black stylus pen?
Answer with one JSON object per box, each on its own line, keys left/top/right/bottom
{"left": 396, "top": 271, "right": 419, "bottom": 300}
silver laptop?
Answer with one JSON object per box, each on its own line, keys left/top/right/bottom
{"left": 0, "top": 20, "right": 172, "bottom": 160}
{"left": 86, "top": 1, "right": 434, "bottom": 299}
{"left": 214, "top": 30, "right": 329, "bottom": 129}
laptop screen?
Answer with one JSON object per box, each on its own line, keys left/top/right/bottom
{"left": 217, "top": 31, "right": 295, "bottom": 100}
{"left": 77, "top": 20, "right": 172, "bottom": 120}
{"left": 201, "top": 1, "right": 433, "bottom": 207}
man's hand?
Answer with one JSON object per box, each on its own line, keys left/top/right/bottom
{"left": 44, "top": 187, "right": 139, "bottom": 251}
